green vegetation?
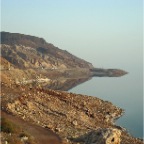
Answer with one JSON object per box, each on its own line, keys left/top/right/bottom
{"left": 19, "top": 132, "right": 29, "bottom": 138}
{"left": 1, "top": 117, "right": 18, "bottom": 133}
{"left": 1, "top": 117, "right": 36, "bottom": 144}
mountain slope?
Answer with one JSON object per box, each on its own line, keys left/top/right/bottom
{"left": 1, "top": 32, "right": 93, "bottom": 69}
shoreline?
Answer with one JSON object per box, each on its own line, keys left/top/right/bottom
{"left": 90, "top": 68, "right": 128, "bottom": 77}
{"left": 1, "top": 67, "right": 143, "bottom": 144}
{"left": 1, "top": 84, "right": 143, "bottom": 144}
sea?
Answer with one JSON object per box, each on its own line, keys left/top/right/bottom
{"left": 69, "top": 66, "right": 143, "bottom": 139}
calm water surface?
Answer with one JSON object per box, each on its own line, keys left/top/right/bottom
{"left": 69, "top": 68, "right": 143, "bottom": 138}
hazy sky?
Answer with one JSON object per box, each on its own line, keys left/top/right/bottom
{"left": 1, "top": 0, "right": 143, "bottom": 69}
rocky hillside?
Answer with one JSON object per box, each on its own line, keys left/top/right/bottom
{"left": 1, "top": 85, "right": 143, "bottom": 144}
{"left": 1, "top": 32, "right": 93, "bottom": 69}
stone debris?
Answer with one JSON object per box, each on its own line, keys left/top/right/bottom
{"left": 72, "top": 120, "right": 78, "bottom": 126}
{"left": 4, "top": 88, "right": 124, "bottom": 143}
{"left": 71, "top": 128, "right": 121, "bottom": 144}
{"left": 21, "top": 136, "right": 29, "bottom": 142}
{"left": 1, "top": 86, "right": 143, "bottom": 144}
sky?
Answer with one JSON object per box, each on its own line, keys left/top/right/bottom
{"left": 1, "top": 0, "right": 143, "bottom": 69}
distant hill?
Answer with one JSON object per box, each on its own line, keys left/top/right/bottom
{"left": 1, "top": 32, "right": 93, "bottom": 69}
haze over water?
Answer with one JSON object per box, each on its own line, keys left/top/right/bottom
{"left": 2, "top": 0, "right": 143, "bottom": 138}
{"left": 69, "top": 65, "right": 143, "bottom": 138}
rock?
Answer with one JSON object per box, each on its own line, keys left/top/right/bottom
{"left": 22, "top": 115, "right": 26, "bottom": 119}
{"left": 55, "top": 127, "right": 61, "bottom": 132}
{"left": 83, "top": 101, "right": 87, "bottom": 106}
{"left": 26, "top": 101, "right": 34, "bottom": 109}
{"left": 16, "top": 107, "right": 20, "bottom": 111}
{"left": 45, "top": 124, "right": 53, "bottom": 129}
{"left": 21, "top": 136, "right": 29, "bottom": 142}
{"left": 71, "top": 128, "right": 121, "bottom": 144}
{"left": 37, "top": 121, "right": 40, "bottom": 124}
{"left": 72, "top": 120, "right": 78, "bottom": 126}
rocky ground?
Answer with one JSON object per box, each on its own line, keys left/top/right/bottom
{"left": 1, "top": 84, "right": 143, "bottom": 144}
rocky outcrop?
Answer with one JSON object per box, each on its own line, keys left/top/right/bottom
{"left": 71, "top": 128, "right": 121, "bottom": 144}
{"left": 1, "top": 85, "right": 143, "bottom": 144}
{"left": 2, "top": 86, "right": 125, "bottom": 144}
{"left": 1, "top": 32, "right": 93, "bottom": 69}
{"left": 90, "top": 68, "right": 127, "bottom": 77}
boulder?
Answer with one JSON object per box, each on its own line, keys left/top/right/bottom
{"left": 71, "top": 128, "right": 121, "bottom": 144}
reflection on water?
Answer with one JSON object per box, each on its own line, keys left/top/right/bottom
{"left": 68, "top": 71, "right": 143, "bottom": 139}
{"left": 44, "top": 77, "right": 91, "bottom": 91}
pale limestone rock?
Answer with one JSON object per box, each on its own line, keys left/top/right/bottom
{"left": 72, "top": 120, "right": 78, "bottom": 126}
{"left": 21, "top": 136, "right": 29, "bottom": 142}
{"left": 55, "top": 127, "right": 61, "bottom": 132}
{"left": 26, "top": 101, "right": 34, "bottom": 109}
{"left": 72, "top": 128, "right": 121, "bottom": 144}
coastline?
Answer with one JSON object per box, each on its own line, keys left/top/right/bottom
{"left": 1, "top": 67, "right": 143, "bottom": 144}
{"left": 1, "top": 31, "right": 142, "bottom": 143}
{"left": 1, "top": 84, "right": 143, "bottom": 144}
{"left": 90, "top": 68, "right": 128, "bottom": 77}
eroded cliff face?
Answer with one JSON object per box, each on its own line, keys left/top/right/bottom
{"left": 1, "top": 32, "right": 93, "bottom": 69}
